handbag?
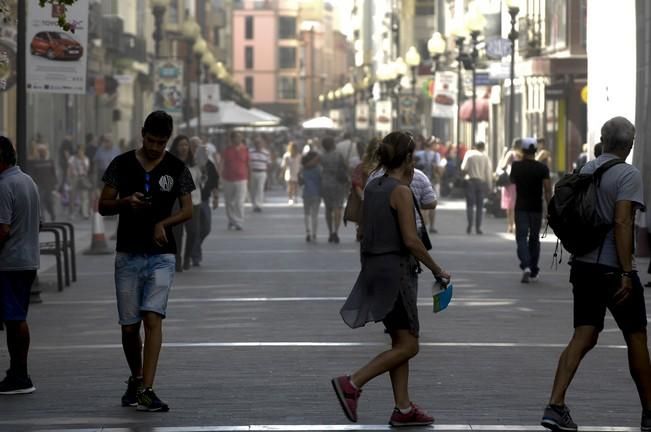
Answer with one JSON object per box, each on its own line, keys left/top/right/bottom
{"left": 343, "top": 189, "right": 362, "bottom": 225}
{"left": 413, "top": 193, "right": 432, "bottom": 250}
{"left": 496, "top": 171, "right": 511, "bottom": 187}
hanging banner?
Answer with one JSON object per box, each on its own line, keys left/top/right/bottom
{"left": 398, "top": 94, "right": 419, "bottom": 132}
{"left": 200, "top": 83, "right": 221, "bottom": 126}
{"left": 431, "top": 71, "right": 457, "bottom": 119}
{"left": 26, "top": 0, "right": 89, "bottom": 94}
{"left": 329, "top": 109, "right": 342, "bottom": 130}
{"left": 355, "top": 103, "right": 369, "bottom": 130}
{"left": 0, "top": 24, "right": 17, "bottom": 93}
{"left": 153, "top": 60, "right": 184, "bottom": 118}
{"left": 375, "top": 99, "right": 392, "bottom": 137}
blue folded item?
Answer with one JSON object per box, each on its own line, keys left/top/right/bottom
{"left": 432, "top": 282, "right": 453, "bottom": 313}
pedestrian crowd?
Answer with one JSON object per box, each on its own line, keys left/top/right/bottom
{"left": 0, "top": 113, "right": 649, "bottom": 431}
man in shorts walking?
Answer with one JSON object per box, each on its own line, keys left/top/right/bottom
{"left": 99, "top": 111, "right": 195, "bottom": 412}
{"left": 541, "top": 117, "right": 651, "bottom": 431}
{"left": 0, "top": 137, "right": 40, "bottom": 395}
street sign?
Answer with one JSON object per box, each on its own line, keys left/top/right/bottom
{"left": 485, "top": 37, "right": 512, "bottom": 60}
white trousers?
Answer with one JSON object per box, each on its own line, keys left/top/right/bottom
{"left": 249, "top": 171, "right": 267, "bottom": 209}
{"left": 223, "top": 180, "right": 247, "bottom": 226}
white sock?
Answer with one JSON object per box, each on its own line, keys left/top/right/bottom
{"left": 398, "top": 405, "right": 413, "bottom": 414}
{"left": 348, "top": 376, "right": 359, "bottom": 390}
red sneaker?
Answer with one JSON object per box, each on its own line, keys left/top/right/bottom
{"left": 331, "top": 375, "right": 361, "bottom": 422}
{"left": 389, "top": 403, "right": 434, "bottom": 427}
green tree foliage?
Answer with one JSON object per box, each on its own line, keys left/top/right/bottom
{"left": 38, "top": 0, "right": 79, "bottom": 32}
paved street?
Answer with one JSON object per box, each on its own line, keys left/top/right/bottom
{"left": 0, "top": 191, "right": 649, "bottom": 432}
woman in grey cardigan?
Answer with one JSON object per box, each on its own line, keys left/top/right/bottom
{"left": 332, "top": 131, "right": 451, "bottom": 427}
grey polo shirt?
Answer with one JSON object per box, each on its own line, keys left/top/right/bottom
{"left": 0, "top": 166, "right": 40, "bottom": 271}
{"left": 574, "top": 153, "right": 645, "bottom": 268}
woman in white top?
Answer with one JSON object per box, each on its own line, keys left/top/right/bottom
{"left": 67, "top": 144, "right": 91, "bottom": 219}
{"left": 281, "top": 141, "right": 302, "bottom": 205}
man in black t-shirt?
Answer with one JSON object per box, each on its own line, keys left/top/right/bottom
{"left": 510, "top": 138, "right": 552, "bottom": 283}
{"left": 99, "top": 111, "right": 195, "bottom": 412}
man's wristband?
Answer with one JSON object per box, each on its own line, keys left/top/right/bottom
{"left": 621, "top": 271, "right": 636, "bottom": 278}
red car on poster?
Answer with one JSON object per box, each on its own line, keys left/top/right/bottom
{"left": 30, "top": 31, "right": 83, "bottom": 61}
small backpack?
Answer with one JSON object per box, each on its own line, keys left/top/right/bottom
{"left": 547, "top": 158, "right": 625, "bottom": 257}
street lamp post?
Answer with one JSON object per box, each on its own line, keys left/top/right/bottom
{"left": 428, "top": 32, "right": 446, "bottom": 74}
{"left": 405, "top": 46, "right": 421, "bottom": 96}
{"left": 470, "top": 30, "right": 480, "bottom": 149}
{"left": 193, "top": 37, "right": 208, "bottom": 135}
{"left": 151, "top": 0, "right": 169, "bottom": 58}
{"left": 428, "top": 32, "right": 447, "bottom": 141}
{"left": 507, "top": 0, "right": 520, "bottom": 148}
{"left": 181, "top": 17, "right": 200, "bottom": 133}
{"left": 465, "top": 6, "right": 486, "bottom": 149}
{"left": 455, "top": 35, "right": 465, "bottom": 149}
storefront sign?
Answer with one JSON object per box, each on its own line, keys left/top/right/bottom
{"left": 0, "top": 25, "right": 16, "bottom": 92}
{"left": 355, "top": 103, "right": 369, "bottom": 130}
{"left": 398, "top": 95, "right": 419, "bottom": 132}
{"left": 200, "top": 83, "right": 221, "bottom": 126}
{"left": 153, "top": 60, "right": 184, "bottom": 118}
{"left": 26, "top": 0, "right": 89, "bottom": 94}
{"left": 431, "top": 71, "right": 457, "bottom": 119}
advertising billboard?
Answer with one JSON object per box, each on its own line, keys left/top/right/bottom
{"left": 26, "top": 0, "right": 89, "bottom": 94}
{"left": 153, "top": 60, "right": 184, "bottom": 118}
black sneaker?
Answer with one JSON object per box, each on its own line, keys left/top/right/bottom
{"left": 0, "top": 370, "right": 36, "bottom": 395}
{"left": 137, "top": 387, "right": 169, "bottom": 412}
{"left": 541, "top": 404, "right": 578, "bottom": 431}
{"left": 121, "top": 376, "right": 143, "bottom": 407}
{"left": 642, "top": 410, "right": 651, "bottom": 432}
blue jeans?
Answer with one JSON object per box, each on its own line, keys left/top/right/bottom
{"left": 465, "top": 179, "right": 486, "bottom": 230}
{"left": 115, "top": 253, "right": 176, "bottom": 325}
{"left": 515, "top": 211, "right": 543, "bottom": 276}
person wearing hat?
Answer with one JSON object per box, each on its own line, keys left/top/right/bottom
{"left": 509, "top": 137, "right": 552, "bottom": 283}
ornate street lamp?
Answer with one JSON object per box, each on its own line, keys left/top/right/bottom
{"left": 465, "top": 6, "right": 486, "bottom": 149}
{"left": 427, "top": 32, "right": 446, "bottom": 73}
{"left": 405, "top": 46, "right": 421, "bottom": 95}
{"left": 150, "top": 0, "right": 170, "bottom": 58}
{"left": 506, "top": 0, "right": 521, "bottom": 149}
{"left": 193, "top": 38, "right": 208, "bottom": 135}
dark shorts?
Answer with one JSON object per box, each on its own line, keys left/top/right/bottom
{"left": 571, "top": 261, "right": 647, "bottom": 333}
{"left": 383, "top": 294, "right": 411, "bottom": 334}
{"left": 0, "top": 270, "right": 37, "bottom": 322}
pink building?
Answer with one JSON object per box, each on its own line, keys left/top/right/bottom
{"left": 232, "top": 0, "right": 301, "bottom": 123}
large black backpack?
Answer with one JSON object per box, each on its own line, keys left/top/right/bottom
{"left": 547, "top": 158, "right": 625, "bottom": 256}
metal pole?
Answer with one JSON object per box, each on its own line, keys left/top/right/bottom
{"left": 16, "top": 0, "right": 27, "bottom": 167}
{"left": 470, "top": 31, "right": 479, "bottom": 150}
{"left": 196, "top": 56, "right": 202, "bottom": 136}
{"left": 455, "top": 36, "right": 465, "bottom": 149}
{"left": 508, "top": 7, "right": 519, "bottom": 149}
{"left": 152, "top": 6, "right": 165, "bottom": 59}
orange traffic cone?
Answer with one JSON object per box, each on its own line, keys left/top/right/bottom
{"left": 84, "top": 209, "right": 112, "bottom": 255}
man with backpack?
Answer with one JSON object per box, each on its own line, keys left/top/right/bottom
{"left": 509, "top": 137, "right": 552, "bottom": 283}
{"left": 542, "top": 117, "right": 651, "bottom": 432}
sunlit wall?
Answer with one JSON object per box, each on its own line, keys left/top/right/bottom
{"left": 586, "top": 0, "right": 636, "bottom": 152}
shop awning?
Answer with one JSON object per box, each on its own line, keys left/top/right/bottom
{"left": 459, "top": 98, "right": 490, "bottom": 122}
{"left": 301, "top": 116, "right": 339, "bottom": 130}
{"left": 180, "top": 102, "right": 281, "bottom": 128}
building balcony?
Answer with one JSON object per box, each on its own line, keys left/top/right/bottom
{"left": 233, "top": 0, "right": 276, "bottom": 10}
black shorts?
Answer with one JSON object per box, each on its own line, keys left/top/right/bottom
{"left": 571, "top": 261, "right": 647, "bottom": 333}
{"left": 383, "top": 294, "right": 411, "bottom": 333}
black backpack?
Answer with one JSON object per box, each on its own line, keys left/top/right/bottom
{"left": 547, "top": 158, "right": 625, "bottom": 256}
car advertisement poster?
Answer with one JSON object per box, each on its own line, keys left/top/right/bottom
{"left": 431, "top": 71, "right": 457, "bottom": 119}
{"left": 0, "top": 23, "right": 17, "bottom": 93}
{"left": 200, "top": 84, "right": 221, "bottom": 126}
{"left": 355, "top": 103, "right": 369, "bottom": 131}
{"left": 26, "top": 0, "right": 89, "bottom": 94}
{"left": 375, "top": 100, "right": 392, "bottom": 137}
{"left": 153, "top": 60, "right": 184, "bottom": 118}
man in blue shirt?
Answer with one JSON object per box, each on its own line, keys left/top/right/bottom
{"left": 0, "top": 136, "right": 41, "bottom": 395}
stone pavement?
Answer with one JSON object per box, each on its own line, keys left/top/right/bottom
{"left": 0, "top": 191, "right": 649, "bottom": 432}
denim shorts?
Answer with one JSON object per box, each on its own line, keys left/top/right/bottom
{"left": 0, "top": 271, "right": 37, "bottom": 322}
{"left": 115, "top": 253, "right": 175, "bottom": 325}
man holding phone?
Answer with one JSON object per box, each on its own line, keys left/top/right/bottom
{"left": 99, "top": 111, "right": 195, "bottom": 412}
